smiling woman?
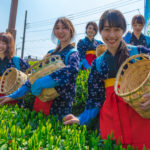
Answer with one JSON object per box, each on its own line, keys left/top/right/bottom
{"left": 124, "top": 14, "right": 150, "bottom": 48}
{"left": 64, "top": 9, "right": 150, "bottom": 150}
{"left": 0, "top": 32, "right": 30, "bottom": 106}
{"left": 77, "top": 21, "right": 103, "bottom": 70}
{"left": 52, "top": 17, "right": 75, "bottom": 51}
{"left": 0, "top": 18, "right": 80, "bottom": 120}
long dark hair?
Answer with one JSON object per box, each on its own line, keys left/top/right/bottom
{"left": 0, "top": 32, "right": 15, "bottom": 59}
{"left": 99, "top": 9, "right": 129, "bottom": 67}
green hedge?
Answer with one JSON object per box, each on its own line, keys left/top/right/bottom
{"left": 73, "top": 69, "right": 90, "bottom": 115}
{"left": 0, "top": 105, "right": 131, "bottom": 150}
{"left": 0, "top": 68, "right": 147, "bottom": 149}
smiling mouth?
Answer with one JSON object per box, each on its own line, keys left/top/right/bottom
{"left": 107, "top": 40, "right": 117, "bottom": 44}
{"left": 0, "top": 49, "right": 5, "bottom": 52}
{"left": 136, "top": 30, "right": 141, "bottom": 32}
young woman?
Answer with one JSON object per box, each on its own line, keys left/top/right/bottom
{"left": 124, "top": 14, "right": 150, "bottom": 48}
{"left": 77, "top": 21, "right": 103, "bottom": 69}
{"left": 0, "top": 17, "right": 80, "bottom": 120}
{"left": 0, "top": 32, "right": 29, "bottom": 106}
{"left": 64, "top": 10, "right": 150, "bottom": 150}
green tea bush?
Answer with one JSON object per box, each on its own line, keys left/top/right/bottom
{"left": 0, "top": 105, "right": 130, "bottom": 150}
{"left": 1, "top": 64, "right": 147, "bottom": 149}
{"left": 73, "top": 69, "right": 90, "bottom": 115}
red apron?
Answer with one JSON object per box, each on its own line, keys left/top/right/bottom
{"left": 85, "top": 50, "right": 96, "bottom": 66}
{"left": 100, "top": 78, "right": 150, "bottom": 150}
{"left": 33, "top": 96, "right": 53, "bottom": 116}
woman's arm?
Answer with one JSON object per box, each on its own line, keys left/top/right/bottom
{"left": 50, "top": 51, "right": 80, "bottom": 86}
{"left": 31, "top": 52, "right": 80, "bottom": 95}
{"left": 64, "top": 60, "right": 105, "bottom": 125}
{"left": 138, "top": 45, "right": 150, "bottom": 55}
{"left": 0, "top": 80, "right": 31, "bottom": 105}
{"left": 19, "top": 58, "right": 30, "bottom": 72}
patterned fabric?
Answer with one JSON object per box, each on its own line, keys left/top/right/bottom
{"left": 137, "top": 45, "right": 150, "bottom": 54}
{"left": 130, "top": 33, "right": 150, "bottom": 48}
{"left": 0, "top": 57, "right": 29, "bottom": 76}
{"left": 85, "top": 45, "right": 150, "bottom": 110}
{"left": 48, "top": 44, "right": 80, "bottom": 119}
{"left": 85, "top": 59, "right": 106, "bottom": 109}
{"left": 77, "top": 37, "right": 103, "bottom": 61}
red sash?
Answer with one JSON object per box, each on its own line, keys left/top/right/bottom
{"left": 33, "top": 96, "right": 53, "bottom": 116}
{"left": 100, "top": 78, "right": 150, "bottom": 150}
{"left": 85, "top": 50, "right": 96, "bottom": 66}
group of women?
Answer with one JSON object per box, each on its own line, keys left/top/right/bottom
{"left": 0, "top": 9, "right": 150, "bottom": 149}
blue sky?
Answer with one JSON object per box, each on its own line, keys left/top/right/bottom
{"left": 0, "top": 0, "right": 145, "bottom": 59}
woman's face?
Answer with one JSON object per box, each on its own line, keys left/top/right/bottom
{"left": 100, "top": 21, "right": 124, "bottom": 51}
{"left": 132, "top": 22, "right": 144, "bottom": 35}
{"left": 86, "top": 24, "right": 96, "bottom": 38}
{"left": 54, "top": 21, "right": 71, "bottom": 44}
{"left": 0, "top": 41, "right": 7, "bottom": 54}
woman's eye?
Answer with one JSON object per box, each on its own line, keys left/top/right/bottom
{"left": 55, "top": 27, "right": 59, "bottom": 30}
{"left": 104, "top": 28, "right": 109, "bottom": 31}
{"left": 114, "top": 28, "right": 120, "bottom": 32}
{"left": 62, "top": 26, "right": 68, "bottom": 30}
{"left": 115, "top": 29, "right": 119, "bottom": 31}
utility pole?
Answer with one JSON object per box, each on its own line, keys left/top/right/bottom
{"left": 21, "top": 10, "right": 27, "bottom": 59}
{"left": 6, "top": 0, "right": 18, "bottom": 41}
{"left": 15, "top": 46, "right": 21, "bottom": 56}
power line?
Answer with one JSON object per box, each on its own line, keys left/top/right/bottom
{"left": 26, "top": 9, "right": 137, "bottom": 33}
{"left": 27, "top": 0, "right": 142, "bottom": 29}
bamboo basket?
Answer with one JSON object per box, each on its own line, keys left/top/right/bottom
{"left": 96, "top": 44, "right": 107, "bottom": 57}
{"left": 115, "top": 54, "right": 150, "bottom": 119}
{"left": 0, "top": 67, "right": 27, "bottom": 95}
{"left": 26, "top": 55, "right": 65, "bottom": 102}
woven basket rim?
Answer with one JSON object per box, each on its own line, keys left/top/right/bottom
{"left": 0, "top": 67, "right": 18, "bottom": 93}
{"left": 115, "top": 54, "right": 150, "bottom": 97}
{"left": 26, "top": 55, "right": 61, "bottom": 76}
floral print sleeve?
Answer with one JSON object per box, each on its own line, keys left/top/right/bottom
{"left": 77, "top": 39, "right": 86, "bottom": 61}
{"left": 137, "top": 46, "right": 150, "bottom": 55}
{"left": 49, "top": 48, "right": 80, "bottom": 119}
{"left": 85, "top": 60, "right": 105, "bottom": 109}
{"left": 19, "top": 58, "right": 30, "bottom": 72}
{"left": 50, "top": 51, "right": 80, "bottom": 87}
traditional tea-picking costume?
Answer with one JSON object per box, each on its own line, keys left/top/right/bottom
{"left": 9, "top": 44, "right": 80, "bottom": 119}
{"left": 77, "top": 37, "right": 103, "bottom": 69}
{"left": 124, "top": 32, "right": 150, "bottom": 48}
{"left": 78, "top": 43, "right": 150, "bottom": 150}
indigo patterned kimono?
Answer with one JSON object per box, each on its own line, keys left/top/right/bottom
{"left": 0, "top": 56, "right": 29, "bottom": 76}
{"left": 79, "top": 44, "right": 150, "bottom": 150}
{"left": 32, "top": 44, "right": 80, "bottom": 119}
{"left": 124, "top": 32, "right": 150, "bottom": 48}
{"left": 77, "top": 37, "right": 103, "bottom": 69}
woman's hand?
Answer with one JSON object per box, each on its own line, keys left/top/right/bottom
{"left": 0, "top": 97, "right": 14, "bottom": 106}
{"left": 63, "top": 114, "right": 80, "bottom": 125}
{"left": 139, "top": 93, "right": 150, "bottom": 111}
